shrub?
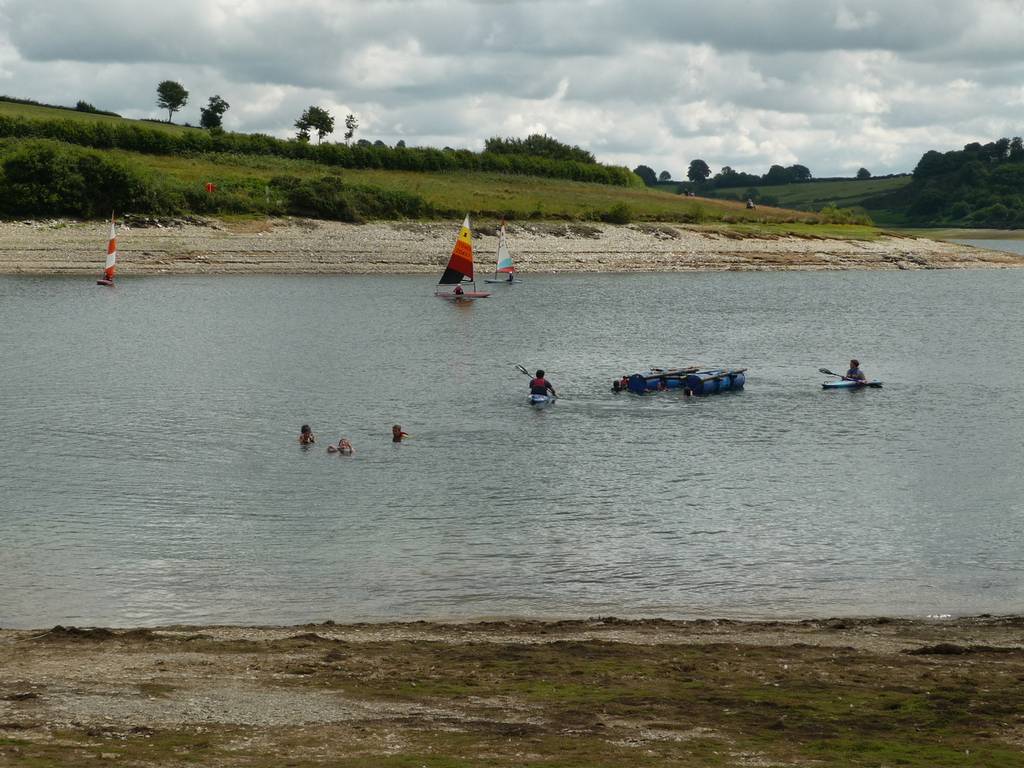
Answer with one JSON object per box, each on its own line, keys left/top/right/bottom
{"left": 601, "top": 202, "right": 632, "bottom": 224}
{"left": 0, "top": 139, "right": 174, "bottom": 217}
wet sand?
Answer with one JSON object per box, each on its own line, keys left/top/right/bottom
{"left": 0, "top": 218, "right": 1021, "bottom": 275}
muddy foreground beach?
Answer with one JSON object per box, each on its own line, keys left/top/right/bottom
{"left": 1, "top": 218, "right": 1022, "bottom": 275}
{"left": 1, "top": 616, "right": 1022, "bottom": 766}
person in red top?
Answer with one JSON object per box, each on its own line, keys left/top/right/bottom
{"left": 529, "top": 370, "right": 557, "bottom": 398}
{"left": 392, "top": 425, "right": 410, "bottom": 443}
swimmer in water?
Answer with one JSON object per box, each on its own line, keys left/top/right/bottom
{"left": 327, "top": 437, "right": 354, "bottom": 454}
{"left": 392, "top": 425, "right": 409, "bottom": 443}
{"left": 298, "top": 424, "right": 315, "bottom": 445}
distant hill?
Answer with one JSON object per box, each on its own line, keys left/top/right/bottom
{"left": 0, "top": 96, "right": 870, "bottom": 233}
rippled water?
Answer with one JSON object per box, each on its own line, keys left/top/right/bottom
{"left": 1, "top": 270, "right": 1022, "bottom": 627}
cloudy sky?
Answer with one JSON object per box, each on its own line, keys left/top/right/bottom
{"left": 1, "top": 0, "right": 1022, "bottom": 177}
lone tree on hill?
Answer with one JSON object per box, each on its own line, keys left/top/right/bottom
{"left": 856, "top": 167, "right": 872, "bottom": 179}
{"left": 156, "top": 80, "right": 189, "bottom": 123}
{"left": 659, "top": 170, "right": 672, "bottom": 181}
{"left": 199, "top": 95, "right": 230, "bottom": 129}
{"left": 295, "top": 106, "right": 335, "bottom": 143}
{"left": 687, "top": 158, "right": 711, "bottom": 183}
{"left": 344, "top": 113, "right": 359, "bottom": 143}
{"left": 632, "top": 165, "right": 657, "bottom": 186}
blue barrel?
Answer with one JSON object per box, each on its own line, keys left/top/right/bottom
{"left": 685, "top": 370, "right": 727, "bottom": 395}
{"left": 627, "top": 373, "right": 649, "bottom": 394}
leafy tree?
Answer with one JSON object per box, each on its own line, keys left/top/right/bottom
{"left": 295, "top": 106, "right": 335, "bottom": 143}
{"left": 396, "top": 139, "right": 406, "bottom": 148}
{"left": 789, "top": 164, "right": 812, "bottom": 181}
{"left": 856, "top": 167, "right": 871, "bottom": 180}
{"left": 687, "top": 159, "right": 711, "bottom": 183}
{"left": 199, "top": 95, "right": 230, "bottom": 130}
{"left": 632, "top": 165, "right": 657, "bottom": 186}
{"left": 763, "top": 164, "right": 789, "bottom": 185}
{"left": 344, "top": 114, "right": 359, "bottom": 143}
{"left": 156, "top": 80, "right": 189, "bottom": 123}
{"left": 658, "top": 170, "right": 672, "bottom": 182}
{"left": 483, "top": 133, "right": 595, "bottom": 164}
{"left": 294, "top": 114, "right": 311, "bottom": 142}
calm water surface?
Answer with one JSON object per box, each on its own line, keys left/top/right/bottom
{"left": 1, "top": 270, "right": 1022, "bottom": 627}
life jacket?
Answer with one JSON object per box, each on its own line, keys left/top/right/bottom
{"left": 529, "top": 377, "right": 549, "bottom": 395}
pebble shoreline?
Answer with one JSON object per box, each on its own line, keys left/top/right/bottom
{"left": 0, "top": 218, "right": 1020, "bottom": 274}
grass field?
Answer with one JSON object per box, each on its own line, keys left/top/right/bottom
{"left": 710, "top": 176, "right": 911, "bottom": 210}
{"left": 0, "top": 98, "right": 195, "bottom": 134}
{"left": 118, "top": 149, "right": 836, "bottom": 226}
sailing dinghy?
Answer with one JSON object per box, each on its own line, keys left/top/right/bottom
{"left": 484, "top": 220, "right": 518, "bottom": 283}
{"left": 96, "top": 214, "right": 117, "bottom": 286}
{"left": 435, "top": 215, "right": 490, "bottom": 300}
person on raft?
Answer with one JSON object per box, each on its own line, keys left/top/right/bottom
{"left": 298, "top": 424, "right": 316, "bottom": 445}
{"left": 845, "top": 359, "right": 867, "bottom": 382}
{"left": 529, "top": 370, "right": 557, "bottom": 398}
{"left": 392, "top": 425, "right": 410, "bottom": 443}
{"left": 328, "top": 437, "right": 354, "bottom": 454}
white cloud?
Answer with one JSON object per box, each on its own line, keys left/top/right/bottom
{"left": 0, "top": 0, "right": 1021, "bottom": 176}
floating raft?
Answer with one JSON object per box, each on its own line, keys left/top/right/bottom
{"left": 619, "top": 367, "right": 746, "bottom": 396}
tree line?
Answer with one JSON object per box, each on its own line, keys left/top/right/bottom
{"left": 866, "top": 137, "right": 1024, "bottom": 227}
{"left": 633, "top": 160, "right": 875, "bottom": 189}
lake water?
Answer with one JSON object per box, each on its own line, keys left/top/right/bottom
{"left": 1, "top": 270, "right": 1022, "bottom": 628}
{"left": 952, "top": 238, "right": 1024, "bottom": 256}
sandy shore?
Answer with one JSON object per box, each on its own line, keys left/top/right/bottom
{"left": 0, "top": 218, "right": 1021, "bottom": 275}
{"left": 1, "top": 616, "right": 1021, "bottom": 766}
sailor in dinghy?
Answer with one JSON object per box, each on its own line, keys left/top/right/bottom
{"left": 435, "top": 215, "right": 490, "bottom": 300}
{"left": 96, "top": 214, "right": 117, "bottom": 286}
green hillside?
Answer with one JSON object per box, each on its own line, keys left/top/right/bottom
{"left": 0, "top": 98, "right": 193, "bottom": 134}
{"left": 0, "top": 97, "right": 888, "bottom": 236}
{"left": 707, "top": 176, "right": 911, "bottom": 211}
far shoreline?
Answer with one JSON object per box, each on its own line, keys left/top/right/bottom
{"left": 1, "top": 217, "right": 1022, "bottom": 275}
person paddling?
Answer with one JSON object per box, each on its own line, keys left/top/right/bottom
{"left": 529, "top": 369, "right": 557, "bottom": 398}
{"left": 845, "top": 359, "right": 867, "bottom": 382}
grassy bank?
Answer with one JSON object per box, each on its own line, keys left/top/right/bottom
{"left": 0, "top": 98, "right": 872, "bottom": 230}
{"left": 1, "top": 617, "right": 1022, "bottom": 767}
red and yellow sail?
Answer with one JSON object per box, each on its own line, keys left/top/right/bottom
{"left": 438, "top": 215, "right": 474, "bottom": 284}
{"left": 103, "top": 215, "right": 117, "bottom": 280}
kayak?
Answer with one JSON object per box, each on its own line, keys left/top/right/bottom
{"left": 822, "top": 380, "right": 882, "bottom": 389}
{"left": 529, "top": 394, "right": 555, "bottom": 407}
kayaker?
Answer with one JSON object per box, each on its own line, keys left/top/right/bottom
{"left": 529, "top": 370, "right": 557, "bottom": 398}
{"left": 392, "top": 425, "right": 410, "bottom": 443}
{"left": 298, "top": 424, "right": 315, "bottom": 445}
{"left": 845, "top": 359, "right": 866, "bottom": 381}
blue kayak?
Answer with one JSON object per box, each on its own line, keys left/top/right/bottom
{"left": 529, "top": 393, "right": 555, "bottom": 407}
{"left": 822, "top": 379, "right": 882, "bottom": 389}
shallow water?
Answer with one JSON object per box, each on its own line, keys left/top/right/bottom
{"left": 1, "top": 271, "right": 1022, "bottom": 627}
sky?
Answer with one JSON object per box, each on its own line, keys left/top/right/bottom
{"left": 1, "top": 0, "right": 1022, "bottom": 177}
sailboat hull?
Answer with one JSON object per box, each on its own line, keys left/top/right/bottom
{"left": 435, "top": 290, "right": 490, "bottom": 300}
{"left": 484, "top": 277, "right": 519, "bottom": 284}
{"left": 96, "top": 279, "right": 115, "bottom": 287}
